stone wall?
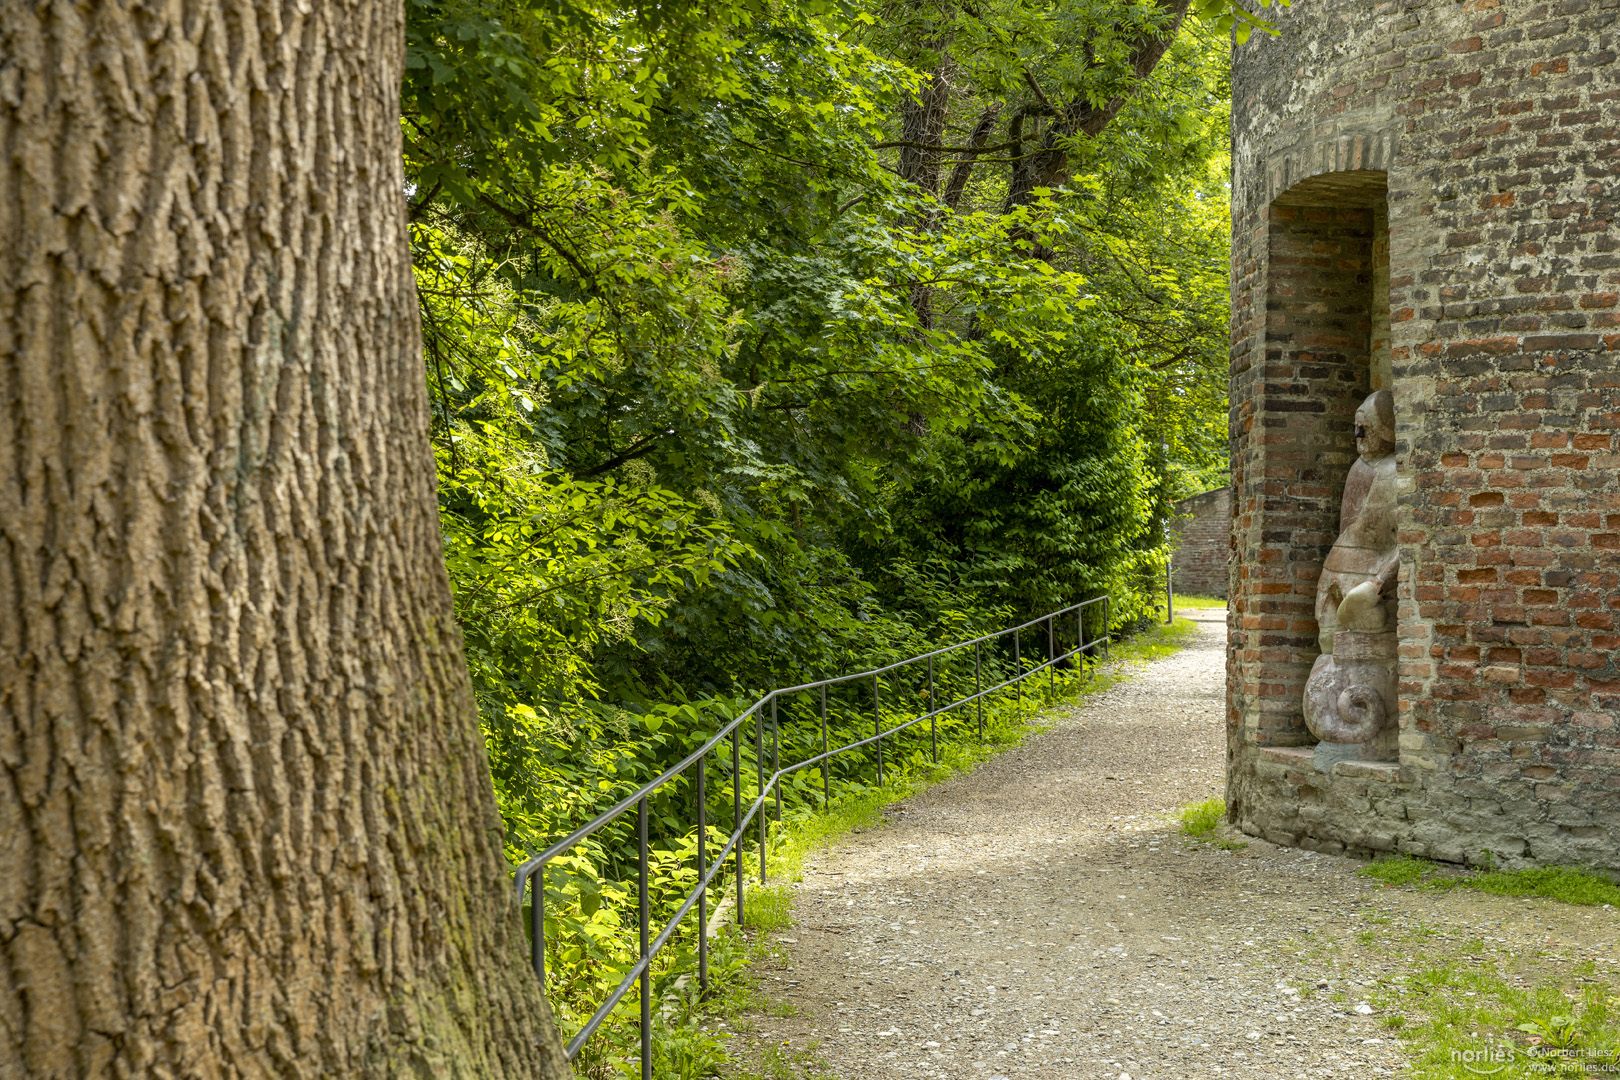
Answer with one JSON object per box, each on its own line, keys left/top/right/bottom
{"left": 1171, "top": 488, "right": 1232, "bottom": 599}
{"left": 1228, "top": 0, "right": 1620, "bottom": 871}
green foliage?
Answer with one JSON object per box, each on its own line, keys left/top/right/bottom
{"left": 1193, "top": 0, "right": 1292, "bottom": 45}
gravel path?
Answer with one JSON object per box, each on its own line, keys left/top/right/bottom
{"left": 729, "top": 610, "right": 1620, "bottom": 1080}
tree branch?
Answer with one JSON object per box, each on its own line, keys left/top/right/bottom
{"left": 1021, "top": 70, "right": 1057, "bottom": 114}
{"left": 574, "top": 430, "right": 669, "bottom": 479}
{"left": 873, "top": 138, "right": 1019, "bottom": 154}
{"left": 1003, "top": 0, "right": 1193, "bottom": 214}
{"left": 943, "top": 105, "right": 1003, "bottom": 211}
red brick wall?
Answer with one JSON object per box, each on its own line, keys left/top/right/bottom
{"left": 1227, "top": 0, "right": 1620, "bottom": 870}
{"left": 1171, "top": 487, "right": 1231, "bottom": 599}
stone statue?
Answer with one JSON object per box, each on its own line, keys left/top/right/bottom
{"left": 1304, "top": 390, "right": 1399, "bottom": 767}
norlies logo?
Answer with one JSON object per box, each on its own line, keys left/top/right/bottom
{"left": 1453, "top": 1043, "right": 1620, "bottom": 1076}
{"left": 1453, "top": 1045, "right": 1513, "bottom": 1075}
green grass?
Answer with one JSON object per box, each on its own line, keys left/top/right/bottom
{"left": 727, "top": 1042, "right": 836, "bottom": 1080}
{"left": 1462, "top": 867, "right": 1620, "bottom": 907}
{"left": 1120, "top": 614, "right": 1205, "bottom": 660}
{"left": 1373, "top": 960, "right": 1620, "bottom": 1079}
{"left": 1175, "top": 795, "right": 1248, "bottom": 850}
{"left": 1169, "top": 593, "right": 1227, "bottom": 609}
{"left": 1361, "top": 855, "right": 1620, "bottom": 906}
{"left": 1354, "top": 856, "right": 1620, "bottom": 1076}
{"left": 1178, "top": 797, "right": 1224, "bottom": 838}
{"left": 1363, "top": 854, "right": 1433, "bottom": 887}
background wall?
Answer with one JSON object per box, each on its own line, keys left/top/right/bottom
{"left": 1171, "top": 487, "right": 1232, "bottom": 599}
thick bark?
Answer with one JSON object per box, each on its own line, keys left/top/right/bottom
{"left": 1003, "top": 0, "right": 1193, "bottom": 212}
{"left": 0, "top": 2, "right": 570, "bottom": 1077}
{"left": 899, "top": 55, "right": 955, "bottom": 331}
{"left": 897, "top": 57, "right": 955, "bottom": 200}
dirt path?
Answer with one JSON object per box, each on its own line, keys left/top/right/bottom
{"left": 732, "top": 610, "right": 1619, "bottom": 1080}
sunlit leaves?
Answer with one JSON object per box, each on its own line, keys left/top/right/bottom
{"left": 1192, "top": 0, "right": 1291, "bottom": 44}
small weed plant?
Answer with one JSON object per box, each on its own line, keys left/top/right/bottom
{"left": 1178, "top": 797, "right": 1223, "bottom": 838}
{"left": 1176, "top": 795, "right": 1248, "bottom": 851}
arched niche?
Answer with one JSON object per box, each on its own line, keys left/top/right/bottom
{"left": 1256, "top": 168, "right": 1390, "bottom": 743}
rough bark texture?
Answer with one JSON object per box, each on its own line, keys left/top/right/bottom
{"left": 0, "top": 1, "right": 571, "bottom": 1076}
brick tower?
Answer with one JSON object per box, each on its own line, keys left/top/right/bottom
{"left": 1226, "top": 0, "right": 1620, "bottom": 869}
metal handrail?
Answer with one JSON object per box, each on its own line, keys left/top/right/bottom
{"left": 514, "top": 595, "right": 1112, "bottom": 1074}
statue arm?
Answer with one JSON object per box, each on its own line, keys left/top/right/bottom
{"left": 1373, "top": 548, "right": 1399, "bottom": 595}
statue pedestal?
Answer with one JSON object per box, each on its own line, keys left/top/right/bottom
{"left": 1312, "top": 741, "right": 1363, "bottom": 773}
{"left": 1305, "top": 629, "right": 1398, "bottom": 762}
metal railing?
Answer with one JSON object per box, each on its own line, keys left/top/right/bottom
{"left": 512, "top": 595, "right": 1112, "bottom": 1075}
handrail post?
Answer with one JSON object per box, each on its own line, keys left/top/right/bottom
{"left": 638, "top": 797, "right": 650, "bottom": 1080}
{"left": 873, "top": 674, "right": 883, "bottom": 787}
{"left": 696, "top": 755, "right": 708, "bottom": 996}
{"left": 732, "top": 727, "right": 744, "bottom": 928}
{"left": 757, "top": 703, "right": 767, "bottom": 884}
{"left": 975, "top": 642, "right": 983, "bottom": 743}
{"left": 1077, "top": 604, "right": 1085, "bottom": 677}
{"left": 772, "top": 696, "right": 781, "bottom": 824}
{"left": 531, "top": 869, "right": 545, "bottom": 985}
{"left": 1047, "top": 613, "right": 1055, "bottom": 695}
{"left": 928, "top": 654, "right": 937, "bottom": 764}
{"left": 1014, "top": 627, "right": 1021, "bottom": 704}
{"left": 1167, "top": 552, "right": 1174, "bottom": 624}
{"left": 1105, "top": 596, "right": 1112, "bottom": 660}
{"left": 820, "top": 685, "right": 829, "bottom": 805}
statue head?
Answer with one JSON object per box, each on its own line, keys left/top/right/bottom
{"left": 1354, "top": 390, "right": 1395, "bottom": 460}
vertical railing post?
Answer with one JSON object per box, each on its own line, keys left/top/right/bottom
{"left": 1077, "top": 604, "right": 1086, "bottom": 677}
{"left": 732, "top": 726, "right": 744, "bottom": 928}
{"left": 1105, "top": 596, "right": 1112, "bottom": 660}
{"left": 757, "top": 704, "right": 767, "bottom": 884}
{"left": 928, "top": 653, "right": 937, "bottom": 764}
{"left": 1014, "top": 627, "right": 1021, "bottom": 704}
{"left": 820, "top": 685, "right": 829, "bottom": 805}
{"left": 1048, "top": 613, "right": 1055, "bottom": 696}
{"left": 772, "top": 696, "right": 781, "bottom": 824}
{"left": 1167, "top": 552, "right": 1174, "bottom": 624}
{"left": 975, "top": 642, "right": 983, "bottom": 743}
{"left": 873, "top": 674, "right": 883, "bottom": 787}
{"left": 638, "top": 797, "right": 650, "bottom": 1080}
{"left": 530, "top": 869, "right": 545, "bottom": 985}
{"left": 696, "top": 755, "right": 708, "bottom": 996}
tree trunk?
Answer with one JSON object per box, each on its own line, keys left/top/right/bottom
{"left": 899, "top": 54, "right": 955, "bottom": 332}
{"left": 0, "top": 2, "right": 571, "bottom": 1077}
